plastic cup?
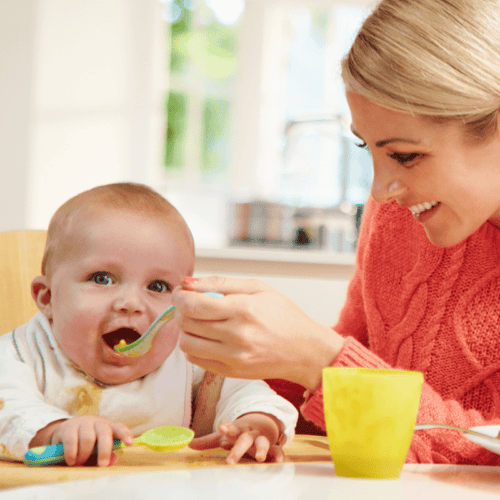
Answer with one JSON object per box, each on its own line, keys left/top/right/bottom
{"left": 322, "top": 367, "right": 423, "bottom": 479}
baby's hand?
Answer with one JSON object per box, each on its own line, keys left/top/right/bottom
{"left": 189, "top": 412, "right": 285, "bottom": 464}
{"left": 45, "top": 415, "right": 134, "bottom": 467}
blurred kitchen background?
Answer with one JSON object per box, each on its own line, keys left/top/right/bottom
{"left": 1, "top": 0, "right": 374, "bottom": 326}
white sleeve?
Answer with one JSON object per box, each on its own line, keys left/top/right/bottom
{"left": 213, "top": 375, "right": 299, "bottom": 447}
{"left": 0, "top": 331, "right": 70, "bottom": 461}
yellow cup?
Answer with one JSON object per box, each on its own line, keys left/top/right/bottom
{"left": 322, "top": 367, "right": 423, "bottom": 479}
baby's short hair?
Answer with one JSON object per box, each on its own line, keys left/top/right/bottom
{"left": 42, "top": 183, "right": 194, "bottom": 277}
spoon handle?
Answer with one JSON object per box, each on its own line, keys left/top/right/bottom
{"left": 24, "top": 439, "right": 123, "bottom": 466}
{"left": 415, "top": 423, "right": 500, "bottom": 442}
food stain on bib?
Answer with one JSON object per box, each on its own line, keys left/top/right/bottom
{"left": 69, "top": 383, "right": 102, "bottom": 416}
{"left": 0, "top": 443, "right": 15, "bottom": 460}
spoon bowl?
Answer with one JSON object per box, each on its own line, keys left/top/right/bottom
{"left": 113, "top": 305, "right": 175, "bottom": 357}
{"left": 132, "top": 426, "right": 195, "bottom": 452}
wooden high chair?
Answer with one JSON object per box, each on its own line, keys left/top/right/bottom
{"left": 0, "top": 230, "right": 47, "bottom": 335}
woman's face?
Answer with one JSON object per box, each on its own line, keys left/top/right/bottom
{"left": 347, "top": 91, "right": 500, "bottom": 247}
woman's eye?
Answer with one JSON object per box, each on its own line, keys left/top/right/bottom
{"left": 148, "top": 280, "right": 172, "bottom": 293}
{"left": 89, "top": 272, "right": 112, "bottom": 285}
{"left": 389, "top": 152, "right": 421, "bottom": 165}
{"left": 355, "top": 142, "right": 369, "bottom": 151}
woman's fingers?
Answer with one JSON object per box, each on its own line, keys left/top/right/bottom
{"left": 181, "top": 276, "right": 272, "bottom": 296}
{"left": 173, "top": 288, "right": 229, "bottom": 322}
{"left": 178, "top": 323, "right": 239, "bottom": 358}
{"left": 175, "top": 275, "right": 343, "bottom": 387}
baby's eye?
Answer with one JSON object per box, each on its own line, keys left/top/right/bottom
{"left": 389, "top": 152, "right": 421, "bottom": 165}
{"left": 89, "top": 271, "right": 113, "bottom": 285}
{"left": 148, "top": 280, "right": 172, "bottom": 293}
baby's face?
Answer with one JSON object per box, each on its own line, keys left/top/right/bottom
{"left": 44, "top": 208, "right": 193, "bottom": 385}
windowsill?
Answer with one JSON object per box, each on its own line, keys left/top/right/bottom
{"left": 196, "top": 246, "right": 356, "bottom": 265}
{"left": 194, "top": 246, "right": 356, "bottom": 280}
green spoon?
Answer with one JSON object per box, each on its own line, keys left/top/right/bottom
{"left": 24, "top": 426, "right": 195, "bottom": 466}
{"left": 113, "top": 292, "right": 223, "bottom": 357}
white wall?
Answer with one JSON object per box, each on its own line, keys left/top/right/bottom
{"left": 0, "top": 1, "right": 37, "bottom": 231}
{"left": 0, "top": 0, "right": 166, "bottom": 232}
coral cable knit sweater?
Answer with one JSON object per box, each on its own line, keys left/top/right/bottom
{"left": 270, "top": 197, "right": 500, "bottom": 464}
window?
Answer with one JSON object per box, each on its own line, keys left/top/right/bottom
{"left": 163, "top": 1, "right": 243, "bottom": 179}
{"left": 160, "top": 0, "right": 373, "bottom": 251}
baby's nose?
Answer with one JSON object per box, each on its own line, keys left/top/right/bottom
{"left": 113, "top": 286, "right": 146, "bottom": 313}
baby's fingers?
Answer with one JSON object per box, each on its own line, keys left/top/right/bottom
{"left": 226, "top": 430, "right": 259, "bottom": 465}
{"left": 218, "top": 422, "right": 243, "bottom": 438}
{"left": 253, "top": 435, "right": 271, "bottom": 462}
{"left": 57, "top": 431, "right": 79, "bottom": 466}
{"left": 94, "top": 421, "right": 132, "bottom": 467}
{"left": 264, "top": 444, "right": 285, "bottom": 463}
{"left": 73, "top": 426, "right": 99, "bottom": 466}
{"left": 189, "top": 431, "right": 224, "bottom": 450}
{"left": 110, "top": 421, "right": 134, "bottom": 447}
{"left": 94, "top": 422, "right": 115, "bottom": 467}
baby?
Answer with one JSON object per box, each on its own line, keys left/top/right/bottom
{"left": 0, "top": 183, "right": 297, "bottom": 466}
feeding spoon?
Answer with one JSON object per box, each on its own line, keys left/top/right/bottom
{"left": 113, "top": 291, "right": 223, "bottom": 357}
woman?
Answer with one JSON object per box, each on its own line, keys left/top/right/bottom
{"left": 173, "top": 0, "right": 500, "bottom": 464}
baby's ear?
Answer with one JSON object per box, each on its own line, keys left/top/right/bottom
{"left": 31, "top": 276, "right": 53, "bottom": 319}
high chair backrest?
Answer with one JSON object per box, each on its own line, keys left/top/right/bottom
{"left": 0, "top": 230, "right": 47, "bottom": 335}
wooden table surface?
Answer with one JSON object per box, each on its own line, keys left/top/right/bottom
{"left": 0, "top": 435, "right": 333, "bottom": 490}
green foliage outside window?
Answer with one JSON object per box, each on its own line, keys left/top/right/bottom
{"left": 165, "top": 91, "right": 187, "bottom": 168}
{"left": 202, "top": 98, "right": 230, "bottom": 173}
{"left": 164, "top": 0, "right": 240, "bottom": 175}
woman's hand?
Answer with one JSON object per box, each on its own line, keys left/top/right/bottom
{"left": 30, "top": 415, "right": 134, "bottom": 467}
{"left": 189, "top": 412, "right": 285, "bottom": 464}
{"left": 173, "top": 276, "right": 345, "bottom": 390}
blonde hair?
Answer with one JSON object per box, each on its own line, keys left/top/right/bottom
{"left": 342, "top": 0, "right": 500, "bottom": 141}
{"left": 42, "top": 183, "right": 194, "bottom": 277}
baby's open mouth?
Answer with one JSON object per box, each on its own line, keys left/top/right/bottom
{"left": 102, "top": 328, "right": 141, "bottom": 349}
